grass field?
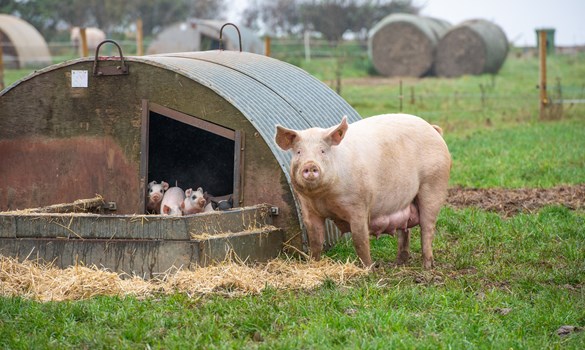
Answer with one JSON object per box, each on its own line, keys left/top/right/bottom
{"left": 1, "top": 50, "right": 584, "bottom": 349}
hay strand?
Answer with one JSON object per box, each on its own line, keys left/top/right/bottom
{"left": 0, "top": 255, "right": 367, "bottom": 301}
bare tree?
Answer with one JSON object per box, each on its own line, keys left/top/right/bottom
{"left": 1, "top": 0, "right": 226, "bottom": 39}
{"left": 242, "top": 0, "right": 418, "bottom": 42}
{"left": 242, "top": 0, "right": 303, "bottom": 36}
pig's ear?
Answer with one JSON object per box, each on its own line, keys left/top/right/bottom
{"left": 185, "top": 188, "right": 192, "bottom": 196}
{"left": 197, "top": 187, "right": 204, "bottom": 193}
{"left": 275, "top": 125, "right": 298, "bottom": 151}
{"left": 180, "top": 202, "right": 185, "bottom": 210}
{"left": 161, "top": 181, "right": 169, "bottom": 190}
{"left": 162, "top": 205, "right": 170, "bottom": 214}
{"left": 328, "top": 116, "right": 349, "bottom": 146}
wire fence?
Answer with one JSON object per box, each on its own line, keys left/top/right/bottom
{"left": 2, "top": 37, "right": 585, "bottom": 119}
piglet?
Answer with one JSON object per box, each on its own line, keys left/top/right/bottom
{"left": 146, "top": 181, "right": 169, "bottom": 214}
{"left": 160, "top": 187, "right": 185, "bottom": 216}
{"left": 211, "top": 195, "right": 234, "bottom": 211}
{"left": 181, "top": 187, "right": 213, "bottom": 215}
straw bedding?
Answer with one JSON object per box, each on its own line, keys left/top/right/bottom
{"left": 0, "top": 255, "right": 367, "bottom": 301}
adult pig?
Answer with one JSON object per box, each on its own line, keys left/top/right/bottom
{"left": 146, "top": 181, "right": 169, "bottom": 214}
{"left": 161, "top": 187, "right": 185, "bottom": 216}
{"left": 275, "top": 114, "right": 451, "bottom": 268}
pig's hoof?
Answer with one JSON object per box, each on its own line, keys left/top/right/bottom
{"left": 396, "top": 253, "right": 410, "bottom": 265}
{"left": 370, "top": 261, "right": 382, "bottom": 270}
{"left": 422, "top": 259, "right": 435, "bottom": 269}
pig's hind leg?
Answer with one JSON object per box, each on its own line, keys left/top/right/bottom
{"left": 416, "top": 184, "right": 448, "bottom": 269}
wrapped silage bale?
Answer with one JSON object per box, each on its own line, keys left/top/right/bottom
{"left": 435, "top": 19, "right": 509, "bottom": 77}
{"left": 368, "top": 13, "right": 452, "bottom": 77}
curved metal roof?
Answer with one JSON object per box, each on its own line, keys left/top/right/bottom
{"left": 0, "top": 14, "right": 52, "bottom": 68}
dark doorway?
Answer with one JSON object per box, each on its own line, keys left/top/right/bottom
{"left": 141, "top": 102, "right": 243, "bottom": 213}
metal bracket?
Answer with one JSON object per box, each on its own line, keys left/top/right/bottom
{"left": 270, "top": 206, "right": 279, "bottom": 216}
{"left": 103, "top": 202, "right": 117, "bottom": 211}
{"left": 93, "top": 39, "right": 129, "bottom": 76}
{"left": 219, "top": 23, "right": 242, "bottom": 52}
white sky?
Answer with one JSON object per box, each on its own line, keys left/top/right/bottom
{"left": 226, "top": 0, "right": 585, "bottom": 46}
{"left": 417, "top": 0, "right": 585, "bottom": 46}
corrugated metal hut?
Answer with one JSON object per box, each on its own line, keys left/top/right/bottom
{"left": 0, "top": 42, "right": 360, "bottom": 276}
{"left": 0, "top": 14, "right": 52, "bottom": 69}
{"left": 147, "top": 19, "right": 264, "bottom": 55}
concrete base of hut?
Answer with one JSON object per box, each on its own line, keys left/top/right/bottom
{"left": 0, "top": 203, "right": 284, "bottom": 278}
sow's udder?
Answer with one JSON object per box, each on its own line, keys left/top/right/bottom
{"left": 369, "top": 203, "right": 420, "bottom": 238}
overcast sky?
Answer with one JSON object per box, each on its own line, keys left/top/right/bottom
{"left": 228, "top": 0, "right": 584, "bottom": 46}
{"left": 417, "top": 0, "right": 585, "bottom": 46}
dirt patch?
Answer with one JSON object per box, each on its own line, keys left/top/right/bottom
{"left": 447, "top": 184, "right": 585, "bottom": 217}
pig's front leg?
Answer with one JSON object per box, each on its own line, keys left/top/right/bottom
{"left": 350, "top": 217, "right": 372, "bottom": 267}
{"left": 396, "top": 228, "right": 411, "bottom": 264}
{"left": 299, "top": 200, "right": 326, "bottom": 261}
{"left": 303, "top": 213, "right": 326, "bottom": 261}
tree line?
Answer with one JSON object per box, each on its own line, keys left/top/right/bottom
{"left": 0, "top": 0, "right": 417, "bottom": 42}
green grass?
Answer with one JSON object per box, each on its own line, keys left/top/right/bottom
{"left": 2, "top": 69, "right": 35, "bottom": 88}
{"left": 1, "top": 206, "right": 583, "bottom": 348}
{"left": 1, "top": 51, "right": 585, "bottom": 348}
{"left": 447, "top": 120, "right": 585, "bottom": 188}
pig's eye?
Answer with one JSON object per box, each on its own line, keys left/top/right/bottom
{"left": 296, "top": 150, "right": 301, "bottom": 155}
{"left": 149, "top": 189, "right": 153, "bottom": 193}
{"left": 321, "top": 149, "right": 325, "bottom": 154}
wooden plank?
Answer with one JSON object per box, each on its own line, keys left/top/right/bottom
{"left": 0, "top": 238, "right": 199, "bottom": 279}
{"left": 0, "top": 204, "right": 273, "bottom": 240}
{"left": 0, "top": 227, "right": 284, "bottom": 277}
{"left": 6, "top": 197, "right": 106, "bottom": 214}
{"left": 192, "top": 227, "right": 285, "bottom": 267}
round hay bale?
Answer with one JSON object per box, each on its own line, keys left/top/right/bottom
{"left": 368, "top": 13, "right": 451, "bottom": 77}
{"left": 435, "top": 19, "right": 509, "bottom": 77}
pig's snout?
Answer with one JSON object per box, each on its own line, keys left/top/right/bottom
{"left": 302, "top": 162, "right": 320, "bottom": 181}
{"left": 150, "top": 193, "right": 162, "bottom": 202}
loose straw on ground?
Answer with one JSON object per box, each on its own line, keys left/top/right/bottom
{"left": 0, "top": 255, "right": 367, "bottom": 302}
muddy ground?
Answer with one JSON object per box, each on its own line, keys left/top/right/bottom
{"left": 446, "top": 184, "right": 585, "bottom": 217}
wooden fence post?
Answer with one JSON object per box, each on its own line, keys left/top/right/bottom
{"left": 136, "top": 18, "right": 144, "bottom": 56}
{"left": 0, "top": 31, "right": 4, "bottom": 91}
{"left": 80, "top": 27, "right": 89, "bottom": 57}
{"left": 264, "top": 36, "right": 271, "bottom": 57}
{"left": 539, "top": 30, "right": 548, "bottom": 119}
